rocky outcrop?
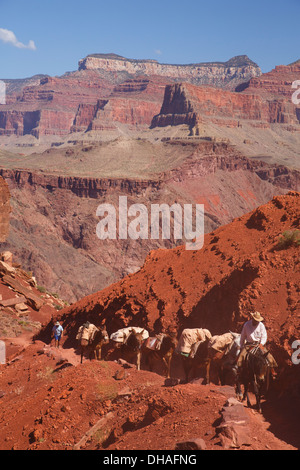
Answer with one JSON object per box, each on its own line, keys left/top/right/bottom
{"left": 151, "top": 77, "right": 300, "bottom": 132}
{"left": 1, "top": 57, "right": 299, "bottom": 138}
{"left": 2, "top": 143, "right": 297, "bottom": 303}
{"left": 78, "top": 54, "right": 262, "bottom": 90}
{"left": 0, "top": 72, "right": 165, "bottom": 137}
{"left": 0, "top": 168, "right": 161, "bottom": 198}
{"left": 217, "top": 397, "right": 251, "bottom": 449}
{"left": 240, "top": 63, "right": 300, "bottom": 98}
{"left": 0, "top": 177, "right": 10, "bottom": 242}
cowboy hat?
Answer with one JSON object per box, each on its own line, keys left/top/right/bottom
{"left": 55, "top": 321, "right": 60, "bottom": 325}
{"left": 250, "top": 311, "right": 264, "bottom": 322}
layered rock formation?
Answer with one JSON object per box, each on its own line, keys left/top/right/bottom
{"left": 0, "top": 73, "right": 115, "bottom": 137}
{"left": 1, "top": 140, "right": 299, "bottom": 302}
{"left": 1, "top": 56, "right": 299, "bottom": 139}
{"left": 0, "top": 73, "right": 166, "bottom": 137}
{"left": 0, "top": 53, "right": 261, "bottom": 138}
{"left": 0, "top": 176, "right": 10, "bottom": 242}
{"left": 78, "top": 53, "right": 262, "bottom": 89}
{"left": 151, "top": 74, "right": 300, "bottom": 133}
{"left": 0, "top": 56, "right": 299, "bottom": 303}
{"left": 240, "top": 63, "right": 300, "bottom": 98}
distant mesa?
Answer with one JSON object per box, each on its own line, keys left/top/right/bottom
{"left": 0, "top": 54, "right": 299, "bottom": 139}
{"left": 80, "top": 52, "right": 259, "bottom": 68}
{"left": 78, "top": 53, "right": 262, "bottom": 90}
{"left": 84, "top": 52, "right": 160, "bottom": 64}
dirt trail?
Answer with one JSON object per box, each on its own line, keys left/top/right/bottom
{"left": 0, "top": 339, "right": 298, "bottom": 451}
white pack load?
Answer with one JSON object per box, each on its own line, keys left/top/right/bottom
{"left": 176, "top": 328, "right": 212, "bottom": 355}
{"left": 208, "top": 332, "right": 234, "bottom": 353}
{"left": 110, "top": 327, "right": 149, "bottom": 344}
{"left": 76, "top": 322, "right": 98, "bottom": 342}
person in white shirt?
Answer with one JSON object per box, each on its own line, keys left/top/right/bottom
{"left": 52, "top": 321, "right": 63, "bottom": 348}
{"left": 240, "top": 311, "right": 267, "bottom": 348}
{"left": 237, "top": 312, "right": 277, "bottom": 369}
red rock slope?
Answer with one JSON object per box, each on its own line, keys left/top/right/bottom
{"left": 60, "top": 192, "right": 300, "bottom": 372}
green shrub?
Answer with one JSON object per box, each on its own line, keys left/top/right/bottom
{"left": 37, "top": 285, "right": 47, "bottom": 293}
{"left": 54, "top": 304, "right": 63, "bottom": 311}
{"left": 276, "top": 229, "right": 300, "bottom": 249}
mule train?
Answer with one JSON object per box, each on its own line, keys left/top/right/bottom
{"left": 76, "top": 323, "right": 242, "bottom": 385}
{"left": 109, "top": 327, "right": 177, "bottom": 377}
{"left": 76, "top": 323, "right": 178, "bottom": 378}
{"left": 76, "top": 322, "right": 276, "bottom": 411}
{"left": 176, "top": 328, "right": 241, "bottom": 386}
{"left": 176, "top": 327, "right": 277, "bottom": 412}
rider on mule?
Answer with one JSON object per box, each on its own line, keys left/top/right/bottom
{"left": 237, "top": 311, "right": 277, "bottom": 372}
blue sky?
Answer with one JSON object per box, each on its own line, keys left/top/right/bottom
{"left": 0, "top": 0, "right": 299, "bottom": 79}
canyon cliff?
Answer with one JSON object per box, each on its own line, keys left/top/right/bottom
{"left": 151, "top": 65, "right": 300, "bottom": 133}
{"left": 0, "top": 58, "right": 298, "bottom": 140}
{"left": 0, "top": 139, "right": 299, "bottom": 302}
{"left": 0, "top": 55, "right": 299, "bottom": 302}
{"left": 0, "top": 54, "right": 261, "bottom": 138}
{"left": 0, "top": 176, "right": 10, "bottom": 242}
{"left": 78, "top": 53, "right": 261, "bottom": 89}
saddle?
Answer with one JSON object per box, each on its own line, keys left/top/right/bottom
{"left": 245, "top": 343, "right": 278, "bottom": 369}
{"left": 145, "top": 334, "right": 166, "bottom": 351}
{"left": 76, "top": 323, "right": 98, "bottom": 343}
{"left": 245, "top": 343, "right": 262, "bottom": 355}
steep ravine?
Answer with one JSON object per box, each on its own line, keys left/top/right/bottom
{"left": 0, "top": 150, "right": 298, "bottom": 303}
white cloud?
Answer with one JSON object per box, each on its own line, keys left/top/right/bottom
{"left": 154, "top": 49, "right": 162, "bottom": 56}
{"left": 0, "top": 28, "right": 36, "bottom": 50}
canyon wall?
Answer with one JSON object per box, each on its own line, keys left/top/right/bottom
{"left": 78, "top": 54, "right": 261, "bottom": 89}
{"left": 0, "top": 54, "right": 262, "bottom": 138}
{"left": 0, "top": 140, "right": 299, "bottom": 302}
{"left": 0, "top": 176, "right": 10, "bottom": 242}
{"left": 0, "top": 74, "right": 165, "bottom": 137}
{"left": 151, "top": 80, "right": 300, "bottom": 132}
{"left": 1, "top": 58, "right": 299, "bottom": 138}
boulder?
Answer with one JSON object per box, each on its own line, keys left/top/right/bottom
{"left": 175, "top": 438, "right": 206, "bottom": 450}
{"left": 217, "top": 400, "right": 251, "bottom": 449}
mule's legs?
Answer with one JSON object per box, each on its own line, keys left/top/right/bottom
{"left": 136, "top": 351, "right": 141, "bottom": 371}
{"left": 205, "top": 359, "right": 211, "bottom": 385}
{"left": 95, "top": 346, "right": 101, "bottom": 361}
{"left": 219, "top": 365, "right": 226, "bottom": 386}
{"left": 181, "top": 357, "right": 189, "bottom": 383}
{"left": 235, "top": 374, "right": 243, "bottom": 400}
{"left": 253, "top": 380, "right": 262, "bottom": 413}
{"left": 162, "top": 354, "right": 171, "bottom": 379}
{"left": 144, "top": 351, "right": 153, "bottom": 372}
{"left": 242, "top": 382, "right": 252, "bottom": 408}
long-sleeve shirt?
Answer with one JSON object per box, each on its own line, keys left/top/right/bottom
{"left": 240, "top": 320, "right": 267, "bottom": 348}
